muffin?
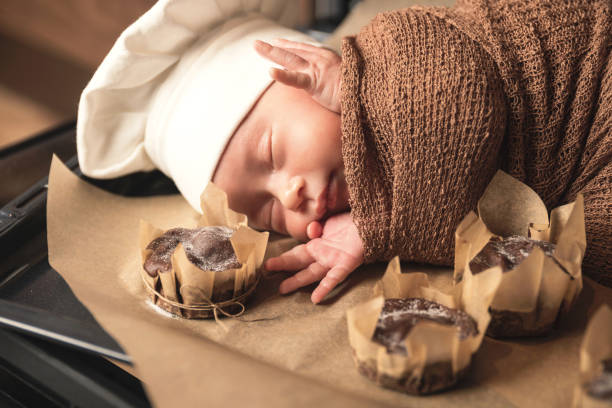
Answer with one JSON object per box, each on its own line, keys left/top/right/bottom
{"left": 467, "top": 235, "right": 572, "bottom": 337}
{"left": 144, "top": 226, "right": 243, "bottom": 303}
{"left": 347, "top": 257, "right": 501, "bottom": 395}
{"left": 454, "top": 171, "right": 585, "bottom": 337}
{"left": 138, "top": 182, "right": 268, "bottom": 319}
{"left": 359, "top": 297, "right": 479, "bottom": 394}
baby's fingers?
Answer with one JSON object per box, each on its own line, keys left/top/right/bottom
{"left": 269, "top": 68, "right": 312, "bottom": 91}
{"left": 265, "top": 244, "right": 314, "bottom": 272}
{"left": 254, "top": 40, "right": 308, "bottom": 71}
{"left": 306, "top": 221, "right": 323, "bottom": 240}
{"left": 272, "top": 38, "right": 333, "bottom": 56}
{"left": 279, "top": 262, "right": 328, "bottom": 295}
{"left": 311, "top": 265, "right": 354, "bottom": 304}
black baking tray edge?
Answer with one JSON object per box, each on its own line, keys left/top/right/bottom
{"left": 0, "top": 126, "right": 179, "bottom": 365}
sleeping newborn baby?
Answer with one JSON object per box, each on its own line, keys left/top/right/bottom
{"left": 78, "top": 1, "right": 364, "bottom": 304}
{"left": 213, "top": 43, "right": 348, "bottom": 241}
{"left": 213, "top": 39, "right": 363, "bottom": 303}
{"left": 78, "top": 0, "right": 612, "bottom": 301}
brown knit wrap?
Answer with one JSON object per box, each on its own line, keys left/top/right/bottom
{"left": 340, "top": 0, "right": 611, "bottom": 284}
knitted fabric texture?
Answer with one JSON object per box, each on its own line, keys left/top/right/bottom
{"left": 340, "top": 0, "right": 611, "bottom": 285}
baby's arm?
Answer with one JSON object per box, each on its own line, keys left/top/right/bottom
{"left": 254, "top": 39, "right": 341, "bottom": 113}
{"left": 265, "top": 213, "right": 364, "bottom": 304}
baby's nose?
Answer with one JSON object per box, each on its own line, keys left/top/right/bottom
{"left": 279, "top": 176, "right": 305, "bottom": 210}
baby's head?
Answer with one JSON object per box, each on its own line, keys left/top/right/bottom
{"left": 76, "top": 3, "right": 350, "bottom": 242}
{"left": 213, "top": 80, "right": 350, "bottom": 241}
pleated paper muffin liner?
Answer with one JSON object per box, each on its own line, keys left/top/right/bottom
{"left": 139, "top": 182, "right": 268, "bottom": 319}
{"left": 346, "top": 256, "right": 502, "bottom": 394}
{"left": 454, "top": 170, "right": 585, "bottom": 337}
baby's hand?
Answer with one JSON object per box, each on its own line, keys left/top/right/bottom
{"left": 254, "top": 39, "right": 341, "bottom": 113}
{"left": 265, "top": 212, "right": 364, "bottom": 304}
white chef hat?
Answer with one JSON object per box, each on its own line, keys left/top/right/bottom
{"left": 77, "top": 0, "right": 319, "bottom": 212}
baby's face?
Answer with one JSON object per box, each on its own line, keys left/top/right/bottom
{"left": 213, "top": 81, "right": 350, "bottom": 241}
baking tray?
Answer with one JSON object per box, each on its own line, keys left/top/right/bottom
{"left": 0, "top": 125, "right": 178, "bottom": 364}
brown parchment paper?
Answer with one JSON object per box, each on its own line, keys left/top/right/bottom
{"left": 573, "top": 305, "right": 612, "bottom": 408}
{"left": 455, "top": 170, "right": 586, "bottom": 336}
{"left": 47, "top": 156, "right": 612, "bottom": 408}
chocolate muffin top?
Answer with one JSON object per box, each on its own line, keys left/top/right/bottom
{"left": 586, "top": 358, "right": 612, "bottom": 401}
{"left": 469, "top": 235, "right": 562, "bottom": 274}
{"left": 143, "top": 226, "right": 241, "bottom": 277}
{"left": 372, "top": 298, "right": 479, "bottom": 355}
